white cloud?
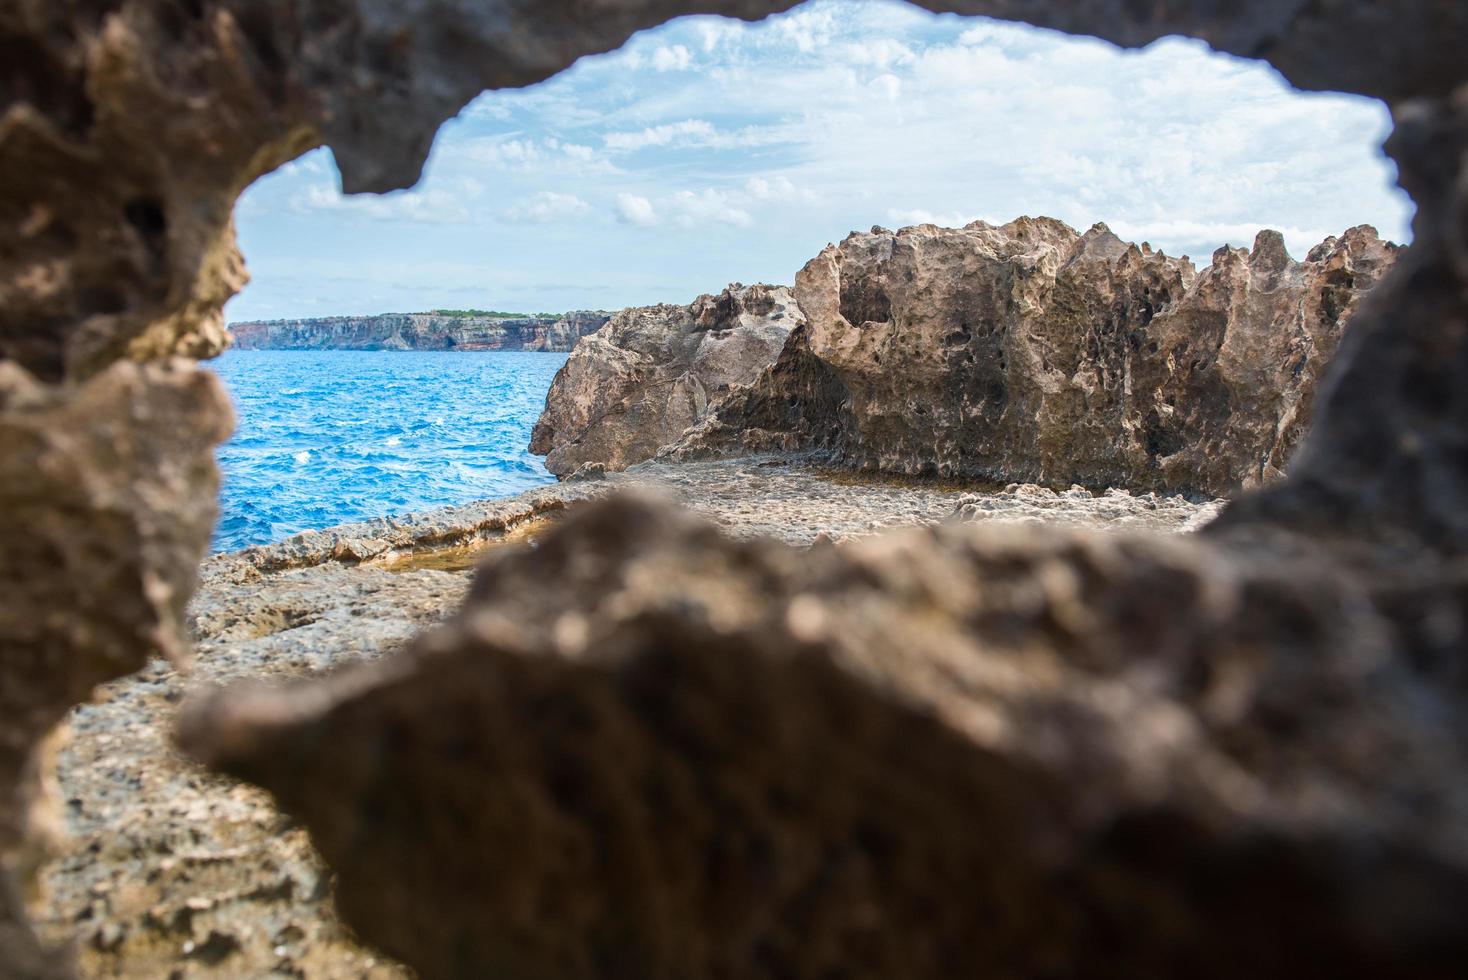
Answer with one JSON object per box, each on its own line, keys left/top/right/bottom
{"left": 666, "top": 189, "right": 754, "bottom": 228}
{"left": 886, "top": 208, "right": 993, "bottom": 229}
{"left": 461, "top": 136, "right": 616, "bottom": 175}
{"left": 695, "top": 21, "right": 732, "bottom": 53}
{"left": 744, "top": 176, "right": 819, "bottom": 205}
{"left": 290, "top": 182, "right": 480, "bottom": 225}
{"left": 842, "top": 38, "right": 916, "bottom": 69}
{"left": 615, "top": 193, "right": 659, "bottom": 226}
{"left": 604, "top": 120, "right": 716, "bottom": 152}
{"left": 612, "top": 188, "right": 759, "bottom": 229}
{"left": 461, "top": 98, "right": 513, "bottom": 121}
{"left": 769, "top": 4, "right": 841, "bottom": 54}
{"left": 231, "top": 0, "right": 1412, "bottom": 322}
{"left": 652, "top": 44, "right": 693, "bottom": 71}
{"left": 560, "top": 142, "right": 598, "bottom": 162}
{"left": 601, "top": 119, "right": 793, "bottom": 154}
{"left": 502, "top": 191, "right": 591, "bottom": 224}
{"left": 868, "top": 73, "right": 902, "bottom": 101}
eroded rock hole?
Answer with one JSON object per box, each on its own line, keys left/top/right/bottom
{"left": 839, "top": 278, "right": 892, "bottom": 326}
{"left": 123, "top": 198, "right": 168, "bottom": 263}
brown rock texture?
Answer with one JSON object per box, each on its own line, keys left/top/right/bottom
{"left": 680, "top": 219, "right": 1396, "bottom": 497}
{"left": 182, "top": 493, "right": 1468, "bottom": 980}
{"left": 31, "top": 458, "right": 1216, "bottom": 979}
{"left": 3, "top": 0, "right": 1468, "bottom": 977}
{"left": 531, "top": 284, "right": 801, "bottom": 476}
{"left": 0, "top": 360, "right": 231, "bottom": 975}
{"left": 229, "top": 311, "right": 611, "bottom": 352}
{"left": 1218, "top": 91, "right": 1468, "bottom": 558}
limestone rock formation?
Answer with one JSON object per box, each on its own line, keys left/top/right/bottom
{"left": 0, "top": 360, "right": 231, "bottom": 975}
{"left": 1216, "top": 94, "right": 1468, "bottom": 558}
{"left": 531, "top": 284, "right": 801, "bottom": 476}
{"left": 32, "top": 457, "right": 1216, "bottom": 978}
{"left": 229, "top": 311, "right": 610, "bottom": 352}
{"left": 679, "top": 220, "right": 1396, "bottom": 497}
{"left": 4, "top": 0, "right": 1468, "bottom": 977}
{"left": 181, "top": 491, "right": 1468, "bottom": 980}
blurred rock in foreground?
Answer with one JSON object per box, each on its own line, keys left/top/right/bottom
{"left": 183, "top": 490, "right": 1468, "bottom": 980}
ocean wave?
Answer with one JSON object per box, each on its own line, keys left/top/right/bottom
{"left": 208, "top": 349, "right": 566, "bottom": 551}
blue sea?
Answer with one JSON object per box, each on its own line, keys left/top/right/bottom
{"left": 207, "top": 350, "right": 566, "bottom": 552}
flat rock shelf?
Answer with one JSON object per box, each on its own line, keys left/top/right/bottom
{"left": 30, "top": 456, "right": 1219, "bottom": 979}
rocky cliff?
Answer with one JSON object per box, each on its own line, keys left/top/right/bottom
{"left": 677, "top": 219, "right": 1396, "bottom": 498}
{"left": 229, "top": 311, "right": 610, "bottom": 352}
{"left": 530, "top": 284, "right": 801, "bottom": 476}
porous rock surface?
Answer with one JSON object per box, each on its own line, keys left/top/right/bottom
{"left": 184, "top": 490, "right": 1468, "bottom": 980}
{"left": 531, "top": 284, "right": 801, "bottom": 476}
{"left": 229, "top": 311, "right": 610, "bottom": 352}
{"left": 1, "top": 360, "right": 230, "bottom": 977}
{"left": 679, "top": 219, "right": 1396, "bottom": 497}
{"left": 4, "top": 0, "right": 1468, "bottom": 978}
{"left": 32, "top": 566, "right": 458, "bottom": 980}
{"left": 33, "top": 459, "right": 1216, "bottom": 978}
{"left": 29, "top": 485, "right": 599, "bottom": 980}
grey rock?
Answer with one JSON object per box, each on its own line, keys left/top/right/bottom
{"left": 34, "top": 458, "right": 1215, "bottom": 977}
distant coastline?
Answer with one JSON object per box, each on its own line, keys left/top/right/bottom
{"left": 228, "top": 309, "right": 611, "bottom": 352}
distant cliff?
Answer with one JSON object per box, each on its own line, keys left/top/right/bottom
{"left": 228, "top": 311, "right": 612, "bottom": 352}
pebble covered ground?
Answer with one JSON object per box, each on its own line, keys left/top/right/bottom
{"left": 31, "top": 457, "right": 1222, "bottom": 978}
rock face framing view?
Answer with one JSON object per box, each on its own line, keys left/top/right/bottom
{"left": 3, "top": 2, "right": 1468, "bottom": 980}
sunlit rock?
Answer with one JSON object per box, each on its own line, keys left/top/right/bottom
{"left": 532, "top": 284, "right": 801, "bottom": 476}
{"left": 680, "top": 219, "right": 1396, "bottom": 496}
{"left": 0, "top": 361, "right": 230, "bottom": 975}
{"left": 229, "top": 311, "right": 611, "bottom": 352}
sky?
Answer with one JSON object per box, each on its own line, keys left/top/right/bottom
{"left": 225, "top": 0, "right": 1413, "bottom": 322}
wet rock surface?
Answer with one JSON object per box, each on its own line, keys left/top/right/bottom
{"left": 532, "top": 284, "right": 801, "bottom": 476}
{"left": 681, "top": 219, "right": 1396, "bottom": 497}
{"left": 33, "top": 459, "right": 1215, "bottom": 978}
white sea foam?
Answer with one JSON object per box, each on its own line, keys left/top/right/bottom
{"left": 210, "top": 349, "right": 566, "bottom": 551}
